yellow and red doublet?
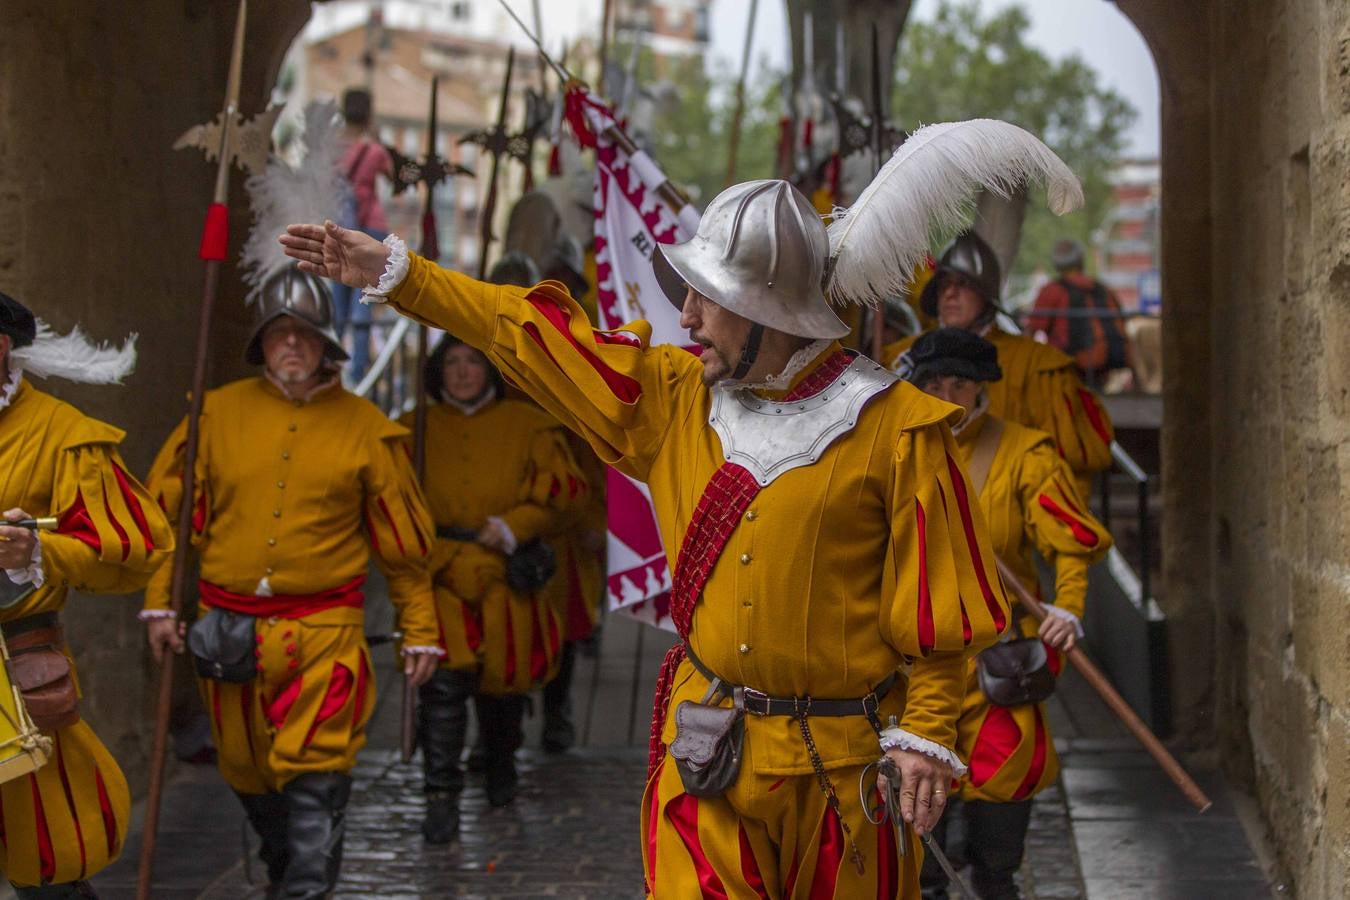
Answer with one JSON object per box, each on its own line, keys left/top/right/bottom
{"left": 951, "top": 416, "right": 1110, "bottom": 803}
{"left": 544, "top": 432, "right": 606, "bottom": 643}
{"left": 143, "top": 376, "right": 439, "bottom": 793}
{"left": 399, "top": 399, "right": 586, "bottom": 695}
{"left": 883, "top": 329, "right": 1114, "bottom": 494}
{"left": 379, "top": 255, "right": 1012, "bottom": 898}
{"left": 0, "top": 377, "right": 173, "bottom": 888}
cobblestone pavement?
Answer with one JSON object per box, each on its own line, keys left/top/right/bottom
{"left": 87, "top": 614, "right": 1274, "bottom": 899}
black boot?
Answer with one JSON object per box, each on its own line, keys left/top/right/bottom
{"left": 541, "top": 641, "right": 578, "bottom": 753}
{"left": 235, "top": 790, "right": 290, "bottom": 887}
{"left": 475, "top": 693, "right": 526, "bottom": 808}
{"left": 279, "top": 772, "right": 352, "bottom": 900}
{"left": 418, "top": 668, "right": 474, "bottom": 843}
{"left": 12, "top": 883, "right": 98, "bottom": 899}
{"left": 964, "top": 799, "right": 1033, "bottom": 900}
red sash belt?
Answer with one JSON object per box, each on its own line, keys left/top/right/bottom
{"left": 198, "top": 575, "right": 366, "bottom": 619}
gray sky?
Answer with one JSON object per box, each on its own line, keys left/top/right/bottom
{"left": 707, "top": 0, "right": 1160, "bottom": 156}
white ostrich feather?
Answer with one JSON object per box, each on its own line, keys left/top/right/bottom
{"left": 826, "top": 119, "right": 1084, "bottom": 306}
{"left": 12, "top": 320, "right": 138, "bottom": 384}
{"left": 240, "top": 100, "right": 348, "bottom": 300}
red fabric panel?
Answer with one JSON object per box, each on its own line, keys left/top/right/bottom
{"left": 648, "top": 644, "right": 687, "bottom": 776}
{"left": 960, "top": 598, "right": 973, "bottom": 646}
{"left": 1013, "top": 706, "right": 1049, "bottom": 800}
{"left": 99, "top": 477, "right": 131, "bottom": 561}
{"left": 56, "top": 493, "right": 101, "bottom": 554}
{"left": 303, "top": 662, "right": 355, "bottom": 749}
{"left": 199, "top": 575, "right": 365, "bottom": 619}
{"left": 767, "top": 778, "right": 787, "bottom": 793}
{"left": 193, "top": 489, "right": 207, "bottom": 535}
{"left": 646, "top": 761, "right": 663, "bottom": 891}
{"left": 915, "top": 498, "right": 935, "bottom": 654}
{"left": 54, "top": 734, "right": 88, "bottom": 879}
{"left": 111, "top": 463, "right": 156, "bottom": 552}
{"left": 524, "top": 293, "right": 643, "bottom": 403}
{"left": 738, "top": 823, "right": 771, "bottom": 900}
{"left": 806, "top": 806, "right": 846, "bottom": 900}
{"left": 969, "top": 705, "right": 1021, "bottom": 788}
{"left": 875, "top": 796, "right": 899, "bottom": 900}
{"left": 461, "top": 603, "right": 484, "bottom": 653}
{"left": 266, "top": 677, "right": 304, "bottom": 729}
{"left": 30, "top": 774, "right": 55, "bottom": 883}
{"left": 377, "top": 497, "right": 406, "bottom": 555}
{"left": 783, "top": 852, "right": 802, "bottom": 897}
{"left": 1078, "top": 388, "right": 1112, "bottom": 445}
{"left": 945, "top": 456, "right": 1007, "bottom": 632}
{"left": 199, "top": 202, "right": 229, "bottom": 261}
{"left": 1037, "top": 494, "right": 1100, "bottom": 548}
{"left": 94, "top": 766, "right": 118, "bottom": 856}
{"left": 666, "top": 792, "right": 729, "bottom": 900}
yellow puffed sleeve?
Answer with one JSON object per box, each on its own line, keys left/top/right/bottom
{"left": 1025, "top": 359, "right": 1115, "bottom": 478}
{"left": 1018, "top": 438, "right": 1112, "bottom": 620}
{"left": 386, "top": 254, "right": 701, "bottom": 481}
{"left": 361, "top": 426, "right": 439, "bottom": 649}
{"left": 884, "top": 408, "right": 1011, "bottom": 749}
{"left": 498, "top": 424, "right": 589, "bottom": 543}
{"left": 141, "top": 415, "right": 207, "bottom": 612}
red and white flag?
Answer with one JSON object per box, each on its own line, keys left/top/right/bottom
{"left": 565, "top": 88, "right": 701, "bottom": 629}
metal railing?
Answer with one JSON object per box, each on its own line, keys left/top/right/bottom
{"left": 348, "top": 314, "right": 423, "bottom": 418}
{"left": 1099, "top": 441, "right": 1153, "bottom": 607}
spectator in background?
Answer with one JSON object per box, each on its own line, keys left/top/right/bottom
{"left": 1026, "top": 238, "right": 1134, "bottom": 388}
{"left": 335, "top": 87, "right": 392, "bottom": 382}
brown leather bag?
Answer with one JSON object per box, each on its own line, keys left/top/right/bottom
{"left": 6, "top": 625, "right": 80, "bottom": 732}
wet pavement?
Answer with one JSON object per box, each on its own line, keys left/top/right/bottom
{"left": 82, "top": 612, "right": 1276, "bottom": 899}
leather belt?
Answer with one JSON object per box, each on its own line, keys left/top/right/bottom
{"left": 2, "top": 611, "right": 59, "bottom": 642}
{"left": 684, "top": 642, "right": 896, "bottom": 719}
{"left": 435, "top": 525, "right": 480, "bottom": 542}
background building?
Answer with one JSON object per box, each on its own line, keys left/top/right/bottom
{"left": 1095, "top": 158, "right": 1161, "bottom": 313}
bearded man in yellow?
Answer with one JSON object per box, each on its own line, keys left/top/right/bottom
{"left": 405, "top": 326, "right": 586, "bottom": 842}
{"left": 885, "top": 232, "right": 1114, "bottom": 498}
{"left": 0, "top": 293, "right": 173, "bottom": 898}
{"left": 141, "top": 269, "right": 442, "bottom": 900}
{"left": 906, "top": 329, "right": 1110, "bottom": 900}
{"left": 283, "top": 178, "right": 1011, "bottom": 898}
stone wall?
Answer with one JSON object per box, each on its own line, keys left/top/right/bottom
{"left": 0, "top": 0, "right": 309, "bottom": 794}
{"left": 1119, "top": 1, "right": 1350, "bottom": 895}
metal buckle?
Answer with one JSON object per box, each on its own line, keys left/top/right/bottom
{"left": 742, "top": 686, "right": 771, "bottom": 716}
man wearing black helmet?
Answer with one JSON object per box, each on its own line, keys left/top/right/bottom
{"left": 886, "top": 231, "right": 1115, "bottom": 497}
{"left": 140, "top": 267, "right": 441, "bottom": 900}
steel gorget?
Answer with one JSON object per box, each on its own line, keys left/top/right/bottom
{"left": 709, "top": 356, "right": 897, "bottom": 487}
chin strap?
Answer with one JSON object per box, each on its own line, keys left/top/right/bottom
{"left": 730, "top": 323, "right": 766, "bottom": 382}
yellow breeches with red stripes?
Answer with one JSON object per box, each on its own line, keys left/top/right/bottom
{"left": 642, "top": 750, "right": 923, "bottom": 899}
{"left": 434, "top": 581, "right": 562, "bottom": 697}
{"left": 202, "top": 612, "right": 375, "bottom": 795}
{"left": 0, "top": 721, "right": 130, "bottom": 888}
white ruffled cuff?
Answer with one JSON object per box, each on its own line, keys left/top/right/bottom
{"left": 401, "top": 645, "right": 447, "bottom": 657}
{"left": 138, "top": 609, "right": 178, "bottom": 622}
{"left": 486, "top": 516, "right": 519, "bottom": 555}
{"left": 879, "top": 727, "right": 969, "bottom": 777}
{"left": 1044, "top": 604, "right": 1085, "bottom": 638}
{"left": 360, "top": 234, "right": 409, "bottom": 304}
{"left": 4, "top": 536, "right": 44, "bottom": 589}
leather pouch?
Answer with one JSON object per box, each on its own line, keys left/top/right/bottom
{"left": 188, "top": 607, "right": 258, "bottom": 683}
{"left": 976, "top": 637, "right": 1056, "bottom": 708}
{"left": 505, "top": 538, "right": 557, "bottom": 592}
{"left": 669, "top": 693, "right": 745, "bottom": 798}
{"left": 7, "top": 627, "right": 80, "bottom": 731}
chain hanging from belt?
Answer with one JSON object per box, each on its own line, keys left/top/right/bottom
{"left": 794, "top": 702, "right": 867, "bottom": 876}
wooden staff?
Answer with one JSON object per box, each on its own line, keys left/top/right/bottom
{"left": 868, "top": 24, "right": 886, "bottom": 362}
{"left": 138, "top": 4, "right": 249, "bottom": 897}
{"left": 723, "top": 0, "right": 760, "bottom": 185}
{"left": 993, "top": 557, "right": 1212, "bottom": 813}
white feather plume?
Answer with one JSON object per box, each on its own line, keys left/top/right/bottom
{"left": 240, "top": 100, "right": 348, "bottom": 300}
{"left": 826, "top": 119, "right": 1084, "bottom": 306}
{"left": 12, "top": 320, "right": 138, "bottom": 384}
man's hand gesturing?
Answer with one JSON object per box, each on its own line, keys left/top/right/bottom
{"left": 279, "top": 221, "right": 391, "bottom": 289}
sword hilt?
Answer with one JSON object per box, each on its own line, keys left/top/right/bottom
{"left": 6, "top": 518, "right": 57, "bottom": 532}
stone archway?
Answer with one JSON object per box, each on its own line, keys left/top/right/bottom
{"left": 0, "top": 0, "right": 312, "bottom": 792}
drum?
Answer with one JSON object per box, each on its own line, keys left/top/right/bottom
{"left": 0, "top": 629, "right": 51, "bottom": 784}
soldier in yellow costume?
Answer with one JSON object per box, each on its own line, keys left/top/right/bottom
{"left": 906, "top": 329, "right": 1110, "bottom": 900}
{"left": 141, "top": 270, "right": 441, "bottom": 900}
{"left": 0, "top": 293, "right": 173, "bottom": 898}
{"left": 885, "top": 232, "right": 1115, "bottom": 498}
{"left": 284, "top": 175, "right": 1012, "bottom": 898}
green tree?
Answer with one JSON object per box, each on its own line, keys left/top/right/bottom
{"left": 891, "top": 1, "right": 1138, "bottom": 284}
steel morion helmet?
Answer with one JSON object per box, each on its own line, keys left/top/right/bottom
{"left": 244, "top": 265, "right": 348, "bottom": 365}
{"left": 653, "top": 179, "right": 848, "bottom": 340}
{"left": 919, "top": 230, "right": 1003, "bottom": 319}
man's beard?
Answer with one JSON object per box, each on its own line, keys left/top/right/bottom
{"left": 274, "top": 364, "right": 320, "bottom": 385}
